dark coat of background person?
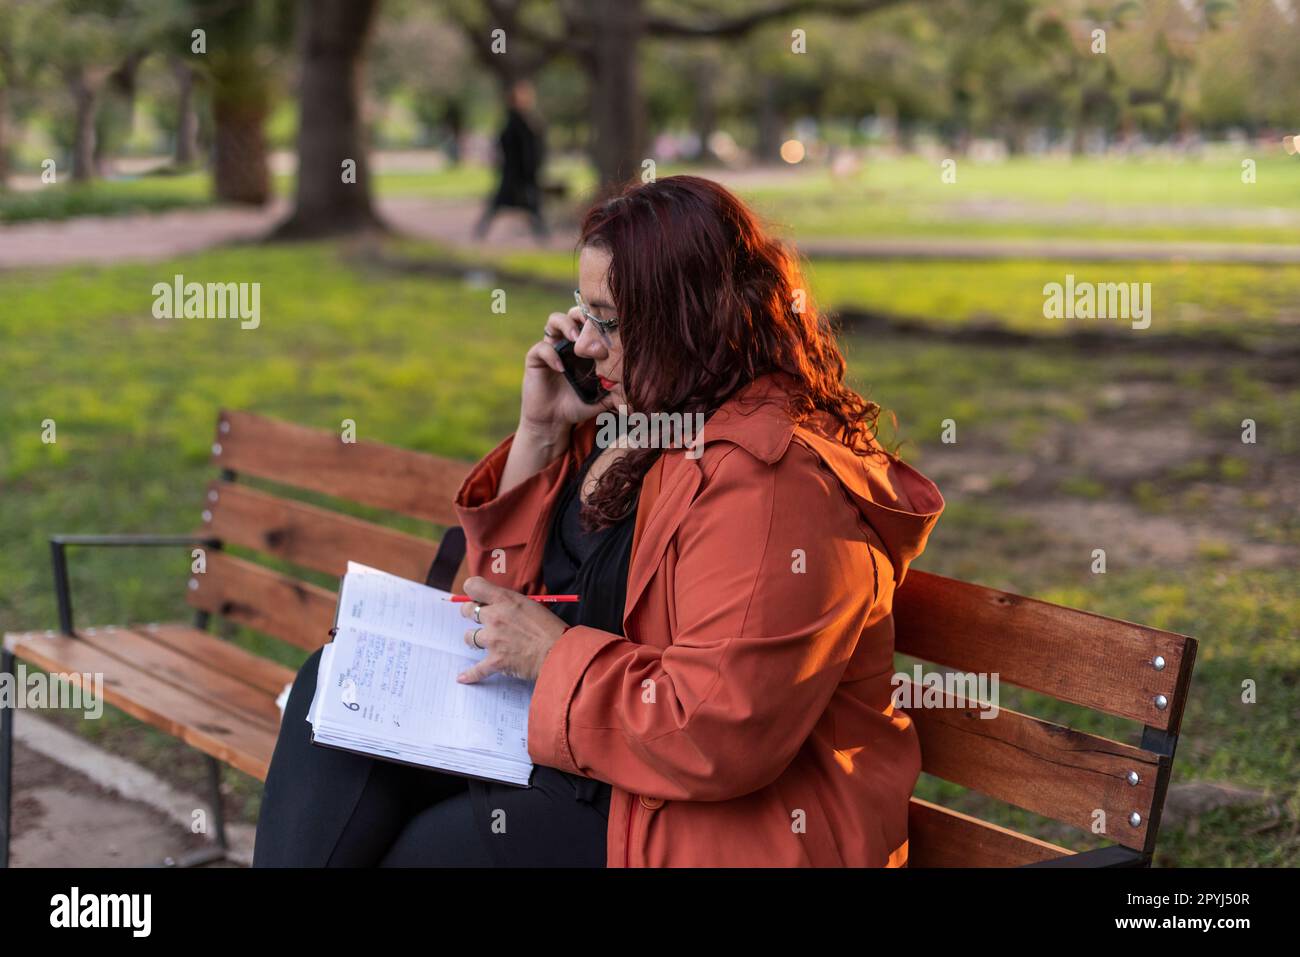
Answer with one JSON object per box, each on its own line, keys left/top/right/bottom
{"left": 493, "top": 106, "right": 545, "bottom": 211}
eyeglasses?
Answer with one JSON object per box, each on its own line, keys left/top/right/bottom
{"left": 573, "top": 289, "right": 620, "bottom": 345}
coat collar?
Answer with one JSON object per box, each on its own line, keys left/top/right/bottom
{"left": 688, "top": 370, "right": 943, "bottom": 585}
{"left": 622, "top": 371, "right": 798, "bottom": 625}
{"left": 618, "top": 370, "right": 944, "bottom": 626}
{"left": 683, "top": 371, "right": 797, "bottom": 465}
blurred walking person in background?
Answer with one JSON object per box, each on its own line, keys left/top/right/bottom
{"left": 474, "top": 79, "right": 549, "bottom": 242}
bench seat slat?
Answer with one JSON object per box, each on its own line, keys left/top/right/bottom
{"left": 3, "top": 629, "right": 278, "bottom": 781}
{"left": 213, "top": 410, "right": 471, "bottom": 526}
{"left": 908, "top": 796, "right": 1075, "bottom": 867}
{"left": 138, "top": 622, "right": 297, "bottom": 696}
{"left": 71, "top": 626, "right": 286, "bottom": 730}
{"left": 894, "top": 570, "right": 1192, "bottom": 730}
{"left": 202, "top": 480, "right": 438, "bottom": 582}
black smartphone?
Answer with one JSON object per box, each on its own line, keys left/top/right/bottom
{"left": 553, "top": 338, "right": 607, "bottom": 403}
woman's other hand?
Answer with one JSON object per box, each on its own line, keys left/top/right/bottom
{"left": 456, "top": 577, "right": 570, "bottom": 684}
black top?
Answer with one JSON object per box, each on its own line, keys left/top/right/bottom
{"left": 536, "top": 445, "right": 638, "bottom": 808}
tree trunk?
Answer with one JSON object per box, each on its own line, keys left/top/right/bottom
{"left": 207, "top": 0, "right": 271, "bottom": 205}
{"left": 876, "top": 97, "right": 900, "bottom": 152}
{"left": 171, "top": 57, "right": 200, "bottom": 168}
{"left": 97, "top": 50, "right": 143, "bottom": 169}
{"left": 212, "top": 97, "right": 269, "bottom": 203}
{"left": 690, "top": 59, "right": 719, "bottom": 163}
{"left": 70, "top": 74, "right": 99, "bottom": 182}
{"left": 755, "top": 75, "right": 783, "bottom": 163}
{"left": 0, "top": 83, "right": 9, "bottom": 189}
{"left": 274, "top": 0, "right": 383, "bottom": 238}
{"left": 584, "top": 0, "right": 644, "bottom": 190}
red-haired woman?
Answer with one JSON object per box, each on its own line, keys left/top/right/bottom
{"left": 254, "top": 175, "right": 943, "bottom": 867}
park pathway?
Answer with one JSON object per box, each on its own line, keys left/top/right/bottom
{"left": 4, "top": 195, "right": 1300, "bottom": 269}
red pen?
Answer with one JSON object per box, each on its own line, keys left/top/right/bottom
{"left": 444, "top": 594, "right": 580, "bottom": 603}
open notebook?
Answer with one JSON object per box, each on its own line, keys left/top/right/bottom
{"left": 306, "top": 562, "right": 534, "bottom": 787}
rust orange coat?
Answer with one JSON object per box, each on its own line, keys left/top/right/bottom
{"left": 453, "top": 372, "right": 944, "bottom": 866}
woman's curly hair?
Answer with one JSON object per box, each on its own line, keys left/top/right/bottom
{"left": 577, "top": 174, "right": 890, "bottom": 530}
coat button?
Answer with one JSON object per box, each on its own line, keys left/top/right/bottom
{"left": 639, "top": 795, "right": 664, "bottom": 810}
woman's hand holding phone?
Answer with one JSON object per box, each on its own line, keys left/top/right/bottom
{"left": 519, "top": 306, "right": 615, "bottom": 440}
{"left": 498, "top": 305, "right": 618, "bottom": 497}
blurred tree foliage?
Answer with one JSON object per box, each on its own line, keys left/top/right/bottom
{"left": 0, "top": 0, "right": 1295, "bottom": 196}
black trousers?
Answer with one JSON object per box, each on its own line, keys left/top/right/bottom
{"left": 473, "top": 186, "right": 548, "bottom": 240}
{"left": 252, "top": 647, "right": 609, "bottom": 867}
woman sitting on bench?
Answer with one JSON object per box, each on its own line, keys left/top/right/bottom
{"left": 253, "top": 174, "right": 944, "bottom": 867}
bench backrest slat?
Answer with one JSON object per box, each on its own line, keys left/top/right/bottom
{"left": 903, "top": 682, "right": 1162, "bottom": 851}
{"left": 908, "top": 797, "right": 1073, "bottom": 867}
{"left": 212, "top": 409, "right": 470, "bottom": 526}
{"left": 893, "top": 570, "right": 1192, "bottom": 731}
{"left": 893, "top": 570, "right": 1196, "bottom": 859}
{"left": 204, "top": 480, "right": 437, "bottom": 582}
{"left": 188, "top": 552, "right": 336, "bottom": 651}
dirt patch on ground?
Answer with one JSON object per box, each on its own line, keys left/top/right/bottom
{"left": 35, "top": 707, "right": 264, "bottom": 827}
{"left": 1014, "top": 499, "right": 1293, "bottom": 568}
{"left": 9, "top": 740, "right": 218, "bottom": 867}
{"left": 917, "top": 369, "right": 1298, "bottom": 572}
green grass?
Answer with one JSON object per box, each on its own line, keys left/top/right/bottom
{"left": 806, "top": 259, "right": 1300, "bottom": 345}
{"left": 373, "top": 153, "right": 1300, "bottom": 243}
{"left": 1, "top": 240, "right": 1295, "bottom": 862}
{"left": 742, "top": 153, "right": 1300, "bottom": 207}
{"left": 737, "top": 153, "right": 1300, "bottom": 244}
{"left": 459, "top": 242, "right": 1300, "bottom": 349}
{"left": 8, "top": 152, "right": 1299, "bottom": 247}
{"left": 0, "top": 153, "right": 584, "bottom": 223}
{"left": 0, "top": 171, "right": 214, "bottom": 223}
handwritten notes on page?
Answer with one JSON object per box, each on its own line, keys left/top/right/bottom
{"left": 307, "top": 562, "right": 533, "bottom": 786}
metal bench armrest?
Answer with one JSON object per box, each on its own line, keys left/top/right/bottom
{"left": 50, "top": 534, "right": 221, "bottom": 635}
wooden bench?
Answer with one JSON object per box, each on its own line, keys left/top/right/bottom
{"left": 1, "top": 409, "right": 1197, "bottom": 867}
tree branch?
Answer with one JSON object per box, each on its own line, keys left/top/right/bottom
{"left": 646, "top": 0, "right": 912, "bottom": 39}
{"left": 445, "top": 0, "right": 591, "bottom": 85}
